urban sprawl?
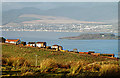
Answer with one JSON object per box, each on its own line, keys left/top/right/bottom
{"left": 1, "top": 23, "right": 117, "bottom": 33}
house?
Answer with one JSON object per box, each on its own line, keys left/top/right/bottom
{"left": 36, "top": 42, "right": 46, "bottom": 48}
{"left": 52, "top": 45, "right": 63, "bottom": 51}
{"left": 79, "top": 52, "right": 86, "bottom": 54}
{"left": 21, "top": 41, "right": 26, "bottom": 46}
{"left": 101, "top": 54, "right": 114, "bottom": 57}
{"left": 5, "top": 39, "right": 21, "bottom": 45}
{"left": 91, "top": 53, "right": 100, "bottom": 56}
{"left": 69, "top": 51, "right": 74, "bottom": 52}
{"left": 73, "top": 48, "right": 78, "bottom": 52}
{"left": 52, "top": 45, "right": 59, "bottom": 51}
{"left": 46, "top": 46, "right": 51, "bottom": 49}
{"left": 61, "top": 50, "right": 69, "bottom": 52}
{"left": 88, "top": 51, "right": 95, "bottom": 54}
{"left": 26, "top": 42, "right": 36, "bottom": 47}
{"left": 59, "top": 46, "right": 63, "bottom": 51}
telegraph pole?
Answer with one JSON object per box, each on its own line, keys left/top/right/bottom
{"left": 36, "top": 55, "right": 38, "bottom": 66}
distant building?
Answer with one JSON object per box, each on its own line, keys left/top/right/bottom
{"left": 5, "top": 39, "right": 21, "bottom": 45}
{"left": 91, "top": 53, "right": 100, "bottom": 56}
{"left": 26, "top": 42, "right": 36, "bottom": 47}
{"left": 73, "top": 48, "right": 78, "bottom": 52}
{"left": 52, "top": 45, "right": 63, "bottom": 51}
{"left": 102, "top": 35, "right": 105, "bottom": 37}
{"left": 101, "top": 54, "right": 114, "bottom": 57}
{"left": 46, "top": 46, "right": 51, "bottom": 49}
{"left": 52, "top": 45, "right": 59, "bottom": 51}
{"left": 21, "top": 41, "right": 26, "bottom": 46}
{"left": 36, "top": 42, "right": 46, "bottom": 48}
{"left": 88, "top": 51, "right": 95, "bottom": 54}
{"left": 59, "top": 46, "right": 63, "bottom": 51}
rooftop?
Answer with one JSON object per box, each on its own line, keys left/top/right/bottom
{"left": 52, "top": 45, "right": 59, "bottom": 46}
{"left": 28, "top": 42, "right": 35, "bottom": 44}
{"left": 6, "top": 39, "right": 20, "bottom": 42}
{"left": 36, "top": 42, "right": 46, "bottom": 44}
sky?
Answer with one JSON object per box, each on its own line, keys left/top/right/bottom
{"left": 2, "top": 2, "right": 118, "bottom": 23}
{"left": 1, "top": 0, "right": 120, "bottom": 2}
{"left": 2, "top": 2, "right": 118, "bottom": 11}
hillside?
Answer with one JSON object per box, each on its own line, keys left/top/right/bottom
{"left": 20, "top": 14, "right": 103, "bottom": 24}
{"left": 3, "top": 13, "right": 104, "bottom": 24}
{"left": 59, "top": 33, "right": 118, "bottom": 40}
{"left": 2, "top": 43, "right": 120, "bottom": 77}
{"left": 2, "top": 2, "right": 118, "bottom": 25}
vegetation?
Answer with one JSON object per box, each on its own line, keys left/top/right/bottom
{"left": 2, "top": 43, "right": 120, "bottom": 77}
{"left": 0, "top": 37, "right": 6, "bottom": 43}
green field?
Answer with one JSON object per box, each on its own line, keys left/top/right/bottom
{"left": 2, "top": 43, "right": 120, "bottom": 77}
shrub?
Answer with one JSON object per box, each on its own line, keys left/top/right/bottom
{"left": 2, "top": 58, "right": 7, "bottom": 65}
{"left": 69, "top": 61, "right": 84, "bottom": 75}
{"left": 99, "top": 64, "right": 120, "bottom": 76}
{"left": 21, "top": 71, "right": 34, "bottom": 76}
{"left": 40, "top": 58, "right": 58, "bottom": 72}
{"left": 2, "top": 57, "right": 30, "bottom": 67}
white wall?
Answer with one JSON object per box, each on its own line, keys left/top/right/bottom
{"left": 36, "top": 44, "right": 42, "bottom": 47}
{"left": 5, "top": 41, "right": 16, "bottom": 44}
{"left": 52, "top": 46, "right": 58, "bottom": 49}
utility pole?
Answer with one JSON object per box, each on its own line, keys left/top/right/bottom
{"left": 36, "top": 55, "right": 38, "bottom": 66}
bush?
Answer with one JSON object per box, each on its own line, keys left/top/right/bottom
{"left": 99, "top": 64, "right": 120, "bottom": 76}
{"left": 40, "top": 58, "right": 58, "bottom": 72}
{"left": 2, "top": 57, "right": 30, "bottom": 67}
{"left": 2, "top": 58, "right": 7, "bottom": 65}
{"left": 68, "top": 61, "right": 85, "bottom": 75}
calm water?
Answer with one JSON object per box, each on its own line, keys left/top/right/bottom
{"left": 2, "top": 31, "right": 119, "bottom": 57}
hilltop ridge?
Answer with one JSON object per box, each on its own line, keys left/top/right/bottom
{"left": 59, "top": 33, "right": 118, "bottom": 40}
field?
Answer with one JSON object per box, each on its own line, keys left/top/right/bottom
{"left": 1, "top": 43, "right": 120, "bottom": 77}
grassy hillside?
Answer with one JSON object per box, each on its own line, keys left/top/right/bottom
{"left": 2, "top": 43, "right": 120, "bottom": 77}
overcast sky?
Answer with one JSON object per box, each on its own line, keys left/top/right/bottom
{"left": 2, "top": 0, "right": 120, "bottom": 2}
{"left": 2, "top": 2, "right": 118, "bottom": 11}
{"left": 2, "top": 2, "right": 117, "bottom": 22}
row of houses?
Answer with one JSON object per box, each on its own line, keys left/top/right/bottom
{"left": 5, "top": 39, "right": 63, "bottom": 51}
{"left": 78, "top": 51, "right": 115, "bottom": 57}
{"left": 26, "top": 42, "right": 46, "bottom": 48}
{"left": 3, "top": 38, "right": 115, "bottom": 58}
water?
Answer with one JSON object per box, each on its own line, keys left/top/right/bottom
{"left": 2, "top": 31, "right": 118, "bottom": 57}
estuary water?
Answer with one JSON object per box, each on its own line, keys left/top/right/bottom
{"left": 2, "top": 31, "right": 119, "bottom": 57}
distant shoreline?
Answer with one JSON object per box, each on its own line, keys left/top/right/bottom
{"left": 59, "top": 33, "right": 119, "bottom": 40}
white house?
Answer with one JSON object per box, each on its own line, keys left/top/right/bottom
{"left": 36, "top": 42, "right": 46, "bottom": 48}
{"left": 52, "top": 45, "right": 59, "bottom": 49}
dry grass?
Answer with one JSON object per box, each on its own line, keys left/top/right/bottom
{"left": 99, "top": 64, "right": 120, "bottom": 76}
{"left": 2, "top": 57, "right": 30, "bottom": 67}
{"left": 2, "top": 43, "right": 120, "bottom": 77}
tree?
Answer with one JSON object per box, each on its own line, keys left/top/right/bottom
{"left": 0, "top": 37, "right": 6, "bottom": 43}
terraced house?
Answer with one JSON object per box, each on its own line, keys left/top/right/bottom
{"left": 52, "top": 45, "right": 63, "bottom": 51}
{"left": 5, "top": 39, "right": 21, "bottom": 45}
{"left": 36, "top": 42, "right": 46, "bottom": 48}
{"left": 26, "top": 42, "right": 36, "bottom": 47}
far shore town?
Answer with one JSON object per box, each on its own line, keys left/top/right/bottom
{"left": 1, "top": 37, "right": 118, "bottom": 60}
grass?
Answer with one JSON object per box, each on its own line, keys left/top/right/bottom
{"left": 2, "top": 43, "right": 120, "bottom": 77}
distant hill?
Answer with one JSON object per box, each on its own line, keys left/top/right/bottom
{"left": 2, "top": 3, "right": 117, "bottom": 25}
{"left": 17, "top": 14, "right": 103, "bottom": 24}
{"left": 59, "top": 33, "right": 118, "bottom": 40}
